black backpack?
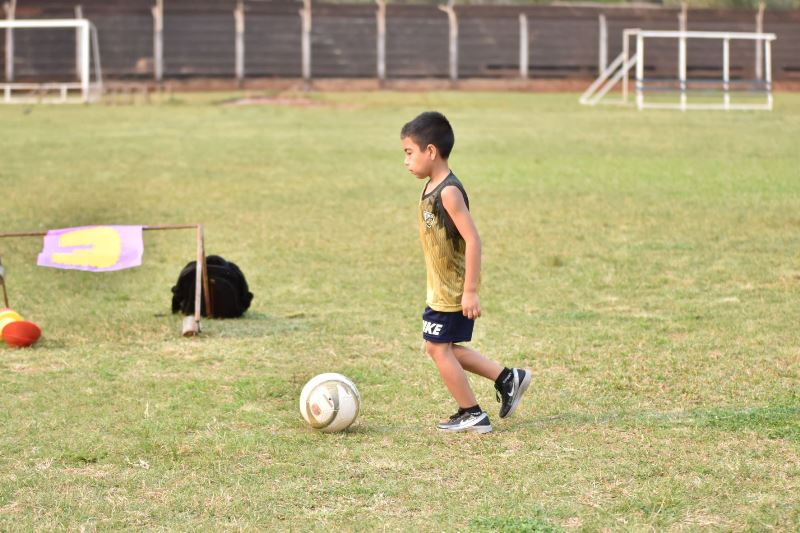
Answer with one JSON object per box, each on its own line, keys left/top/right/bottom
{"left": 171, "top": 255, "right": 253, "bottom": 318}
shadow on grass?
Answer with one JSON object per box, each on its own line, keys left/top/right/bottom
{"left": 180, "top": 311, "right": 312, "bottom": 339}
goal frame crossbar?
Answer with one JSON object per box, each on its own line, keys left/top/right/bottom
{"left": 1, "top": 18, "right": 103, "bottom": 104}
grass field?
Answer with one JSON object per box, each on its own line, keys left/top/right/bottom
{"left": 1, "top": 91, "right": 799, "bottom": 531}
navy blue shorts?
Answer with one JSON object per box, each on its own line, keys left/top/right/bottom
{"left": 422, "top": 306, "right": 474, "bottom": 343}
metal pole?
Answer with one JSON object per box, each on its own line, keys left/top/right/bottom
{"left": 679, "top": 0, "right": 687, "bottom": 110}
{"left": 75, "top": 5, "right": 83, "bottom": 82}
{"left": 765, "top": 37, "right": 772, "bottom": 110}
{"left": 679, "top": 33, "right": 686, "bottom": 111}
{"left": 234, "top": 0, "right": 245, "bottom": 85}
{"left": 598, "top": 14, "right": 607, "bottom": 75}
{"left": 152, "top": 0, "right": 163, "bottom": 81}
{"left": 91, "top": 22, "right": 102, "bottom": 98}
{"left": 80, "top": 20, "right": 90, "bottom": 103}
{"left": 3, "top": 0, "right": 15, "bottom": 83}
{"left": 635, "top": 33, "right": 643, "bottom": 110}
{"left": 679, "top": 2, "right": 687, "bottom": 110}
{"left": 439, "top": 2, "right": 458, "bottom": 81}
{"left": 300, "top": 0, "right": 311, "bottom": 83}
{"left": 622, "top": 32, "right": 629, "bottom": 103}
{"left": 519, "top": 13, "right": 528, "bottom": 79}
{"left": 376, "top": 0, "right": 386, "bottom": 81}
{"left": 755, "top": 1, "right": 765, "bottom": 80}
{"left": 723, "top": 37, "right": 730, "bottom": 110}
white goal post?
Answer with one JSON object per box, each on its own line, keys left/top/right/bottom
{"left": 581, "top": 29, "right": 777, "bottom": 111}
{"left": 1, "top": 19, "right": 103, "bottom": 104}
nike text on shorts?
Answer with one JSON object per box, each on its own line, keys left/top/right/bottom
{"left": 421, "top": 306, "right": 474, "bottom": 343}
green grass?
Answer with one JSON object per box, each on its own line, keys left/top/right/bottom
{"left": 1, "top": 91, "right": 799, "bottom": 530}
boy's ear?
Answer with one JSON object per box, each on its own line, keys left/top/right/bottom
{"left": 426, "top": 143, "right": 438, "bottom": 160}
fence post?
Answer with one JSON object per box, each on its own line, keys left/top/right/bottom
{"left": 75, "top": 5, "right": 84, "bottom": 81}
{"left": 376, "top": 0, "right": 386, "bottom": 82}
{"left": 80, "top": 20, "right": 90, "bottom": 102}
{"left": 3, "top": 0, "right": 15, "bottom": 83}
{"left": 598, "top": 14, "right": 607, "bottom": 75}
{"left": 519, "top": 13, "right": 528, "bottom": 79}
{"left": 623, "top": 30, "right": 629, "bottom": 102}
{"left": 678, "top": 2, "right": 687, "bottom": 110}
{"left": 755, "top": 1, "right": 765, "bottom": 80}
{"left": 723, "top": 36, "right": 730, "bottom": 110}
{"left": 234, "top": 0, "right": 245, "bottom": 85}
{"left": 300, "top": 0, "right": 312, "bottom": 83}
{"left": 152, "top": 0, "right": 163, "bottom": 81}
{"left": 765, "top": 36, "right": 772, "bottom": 109}
{"left": 438, "top": 1, "right": 458, "bottom": 81}
{"left": 679, "top": 2, "right": 687, "bottom": 32}
{"left": 635, "top": 32, "right": 644, "bottom": 110}
{"left": 679, "top": 31, "right": 687, "bottom": 110}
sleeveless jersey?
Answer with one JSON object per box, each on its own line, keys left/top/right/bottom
{"left": 418, "top": 172, "right": 474, "bottom": 312}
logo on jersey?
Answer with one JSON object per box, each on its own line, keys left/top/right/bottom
{"left": 423, "top": 320, "right": 443, "bottom": 336}
{"left": 423, "top": 211, "right": 435, "bottom": 228}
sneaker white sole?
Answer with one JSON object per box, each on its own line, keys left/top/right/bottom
{"left": 502, "top": 370, "right": 532, "bottom": 419}
{"left": 438, "top": 424, "right": 493, "bottom": 434}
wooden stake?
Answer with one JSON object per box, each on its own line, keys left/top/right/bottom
{"left": 0, "top": 256, "right": 9, "bottom": 308}
{"left": 199, "top": 225, "right": 212, "bottom": 317}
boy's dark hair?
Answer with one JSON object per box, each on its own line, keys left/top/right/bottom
{"left": 400, "top": 111, "right": 454, "bottom": 159}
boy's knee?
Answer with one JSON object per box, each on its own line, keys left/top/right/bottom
{"left": 425, "top": 341, "right": 449, "bottom": 359}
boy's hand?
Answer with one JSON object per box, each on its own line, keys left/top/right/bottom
{"left": 462, "top": 291, "right": 482, "bottom": 320}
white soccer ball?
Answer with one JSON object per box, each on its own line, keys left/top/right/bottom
{"left": 299, "top": 373, "right": 361, "bottom": 433}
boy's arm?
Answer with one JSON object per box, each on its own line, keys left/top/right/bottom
{"left": 440, "top": 186, "right": 482, "bottom": 320}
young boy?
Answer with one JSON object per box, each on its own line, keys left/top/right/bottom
{"left": 401, "top": 111, "right": 531, "bottom": 434}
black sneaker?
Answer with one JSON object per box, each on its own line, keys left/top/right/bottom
{"left": 436, "top": 410, "right": 493, "bottom": 433}
{"left": 495, "top": 368, "right": 532, "bottom": 418}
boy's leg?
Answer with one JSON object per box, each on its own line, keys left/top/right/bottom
{"left": 426, "top": 341, "right": 492, "bottom": 433}
{"left": 453, "top": 344, "right": 532, "bottom": 419}
{"left": 452, "top": 344, "right": 503, "bottom": 381}
{"left": 425, "top": 341, "right": 478, "bottom": 408}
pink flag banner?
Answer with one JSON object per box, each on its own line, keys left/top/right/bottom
{"left": 37, "top": 225, "right": 144, "bottom": 272}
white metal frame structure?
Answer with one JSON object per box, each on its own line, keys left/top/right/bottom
{"left": 581, "top": 28, "right": 776, "bottom": 111}
{"left": 1, "top": 19, "right": 103, "bottom": 104}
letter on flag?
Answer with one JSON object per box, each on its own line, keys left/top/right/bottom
{"left": 37, "top": 226, "right": 144, "bottom": 272}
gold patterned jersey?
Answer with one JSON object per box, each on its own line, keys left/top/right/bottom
{"left": 418, "top": 172, "right": 474, "bottom": 312}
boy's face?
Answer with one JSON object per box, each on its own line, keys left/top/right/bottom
{"left": 402, "top": 136, "right": 434, "bottom": 179}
